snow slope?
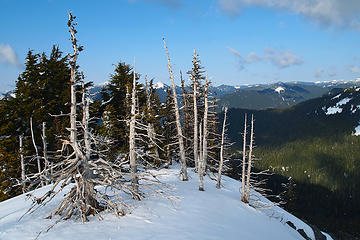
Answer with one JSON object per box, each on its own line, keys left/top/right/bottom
{"left": 0, "top": 166, "right": 331, "bottom": 240}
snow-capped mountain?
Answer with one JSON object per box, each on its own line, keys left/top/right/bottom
{"left": 0, "top": 165, "right": 332, "bottom": 240}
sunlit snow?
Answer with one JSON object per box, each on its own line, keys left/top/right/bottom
{"left": 0, "top": 165, "right": 331, "bottom": 240}
{"left": 154, "top": 81, "right": 164, "bottom": 89}
{"left": 274, "top": 86, "right": 285, "bottom": 94}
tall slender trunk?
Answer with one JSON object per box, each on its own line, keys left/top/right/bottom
{"left": 42, "top": 122, "right": 49, "bottom": 184}
{"left": 245, "top": 114, "right": 254, "bottom": 201}
{"left": 163, "top": 38, "right": 188, "bottom": 181}
{"left": 130, "top": 58, "right": 139, "bottom": 191}
{"left": 216, "top": 107, "right": 227, "bottom": 189}
{"left": 19, "top": 135, "right": 25, "bottom": 193}
{"left": 82, "top": 82, "right": 91, "bottom": 162}
{"left": 241, "top": 114, "right": 247, "bottom": 202}
{"left": 202, "top": 75, "right": 209, "bottom": 173}
{"left": 180, "top": 71, "right": 189, "bottom": 151}
{"left": 192, "top": 56, "right": 199, "bottom": 172}
{"left": 30, "top": 117, "right": 43, "bottom": 187}
{"left": 199, "top": 121, "right": 204, "bottom": 191}
{"left": 68, "top": 12, "right": 82, "bottom": 162}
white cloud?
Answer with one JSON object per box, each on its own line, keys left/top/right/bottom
{"left": 218, "top": 0, "right": 360, "bottom": 30}
{"left": 245, "top": 52, "right": 261, "bottom": 63}
{"left": 228, "top": 47, "right": 245, "bottom": 70}
{"left": 350, "top": 65, "right": 360, "bottom": 73}
{"left": 0, "top": 44, "right": 19, "bottom": 67}
{"left": 263, "top": 48, "right": 303, "bottom": 68}
{"left": 228, "top": 46, "right": 302, "bottom": 70}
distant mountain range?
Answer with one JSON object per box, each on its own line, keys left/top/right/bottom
{"left": 225, "top": 86, "right": 360, "bottom": 147}
{"left": 217, "top": 79, "right": 360, "bottom": 110}
{"left": 126, "top": 79, "right": 360, "bottom": 111}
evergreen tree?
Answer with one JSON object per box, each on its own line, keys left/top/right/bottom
{"left": 99, "top": 61, "right": 145, "bottom": 158}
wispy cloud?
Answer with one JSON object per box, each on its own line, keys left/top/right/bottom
{"left": 218, "top": 0, "right": 360, "bottom": 31}
{"left": 263, "top": 48, "right": 303, "bottom": 68}
{"left": 229, "top": 47, "right": 303, "bottom": 70}
{"left": 314, "top": 68, "right": 324, "bottom": 78}
{"left": 0, "top": 44, "right": 20, "bottom": 67}
{"left": 350, "top": 65, "right": 360, "bottom": 73}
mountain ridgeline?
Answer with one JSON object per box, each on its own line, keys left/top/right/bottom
{"left": 224, "top": 86, "right": 360, "bottom": 239}
{"left": 217, "top": 80, "right": 360, "bottom": 110}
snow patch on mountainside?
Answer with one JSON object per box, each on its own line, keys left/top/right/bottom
{"left": 275, "top": 86, "right": 285, "bottom": 94}
{"left": 0, "top": 166, "right": 330, "bottom": 240}
{"left": 154, "top": 81, "right": 165, "bottom": 89}
{"left": 325, "top": 97, "right": 352, "bottom": 115}
{"left": 353, "top": 124, "right": 360, "bottom": 136}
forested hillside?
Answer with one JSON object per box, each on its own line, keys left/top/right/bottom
{"left": 225, "top": 88, "right": 360, "bottom": 239}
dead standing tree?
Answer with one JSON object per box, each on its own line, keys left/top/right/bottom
{"left": 240, "top": 114, "right": 274, "bottom": 208}
{"left": 129, "top": 58, "right": 139, "bottom": 194}
{"left": 163, "top": 38, "right": 188, "bottom": 181}
{"left": 216, "top": 107, "right": 228, "bottom": 189}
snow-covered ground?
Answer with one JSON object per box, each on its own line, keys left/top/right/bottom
{"left": 0, "top": 166, "right": 331, "bottom": 240}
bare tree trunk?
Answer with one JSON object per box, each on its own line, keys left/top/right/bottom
{"left": 41, "top": 122, "right": 49, "bottom": 184}
{"left": 245, "top": 114, "right": 254, "bottom": 201}
{"left": 130, "top": 58, "right": 139, "bottom": 193}
{"left": 241, "top": 114, "right": 247, "bottom": 202}
{"left": 30, "top": 117, "right": 43, "bottom": 187}
{"left": 82, "top": 81, "right": 91, "bottom": 162}
{"left": 192, "top": 54, "right": 199, "bottom": 172}
{"left": 216, "top": 107, "right": 227, "bottom": 189}
{"left": 19, "top": 135, "right": 25, "bottom": 193}
{"left": 68, "top": 13, "right": 83, "bottom": 163}
{"left": 202, "top": 74, "right": 209, "bottom": 173}
{"left": 199, "top": 121, "right": 204, "bottom": 191}
{"left": 163, "top": 38, "right": 188, "bottom": 181}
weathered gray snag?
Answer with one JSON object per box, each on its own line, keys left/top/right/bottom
{"left": 41, "top": 122, "right": 49, "bottom": 184}
{"left": 199, "top": 121, "right": 204, "bottom": 191}
{"left": 129, "top": 58, "right": 139, "bottom": 193}
{"left": 202, "top": 74, "right": 209, "bottom": 174}
{"left": 192, "top": 50, "right": 199, "bottom": 172}
{"left": 241, "top": 113, "right": 247, "bottom": 202}
{"left": 216, "top": 107, "right": 228, "bottom": 189}
{"left": 163, "top": 38, "right": 188, "bottom": 181}
{"left": 19, "top": 135, "right": 25, "bottom": 193}
{"left": 245, "top": 114, "right": 254, "bottom": 201}
{"left": 30, "top": 117, "right": 43, "bottom": 187}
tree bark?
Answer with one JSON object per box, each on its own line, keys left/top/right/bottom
{"left": 202, "top": 75, "right": 209, "bottom": 174}
{"left": 19, "top": 135, "right": 25, "bottom": 193}
{"left": 199, "top": 121, "right": 204, "bottom": 191}
{"left": 192, "top": 52, "right": 199, "bottom": 172}
{"left": 163, "top": 38, "right": 188, "bottom": 181}
{"left": 41, "top": 122, "right": 49, "bottom": 184}
{"left": 130, "top": 58, "right": 139, "bottom": 192}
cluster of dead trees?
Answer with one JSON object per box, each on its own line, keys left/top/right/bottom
{"left": 15, "top": 13, "right": 274, "bottom": 236}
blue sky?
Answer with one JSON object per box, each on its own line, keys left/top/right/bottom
{"left": 1, "top": 0, "right": 360, "bottom": 92}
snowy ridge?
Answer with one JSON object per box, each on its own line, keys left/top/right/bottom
{"left": 154, "top": 81, "right": 165, "bottom": 89}
{"left": 0, "top": 166, "right": 331, "bottom": 240}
